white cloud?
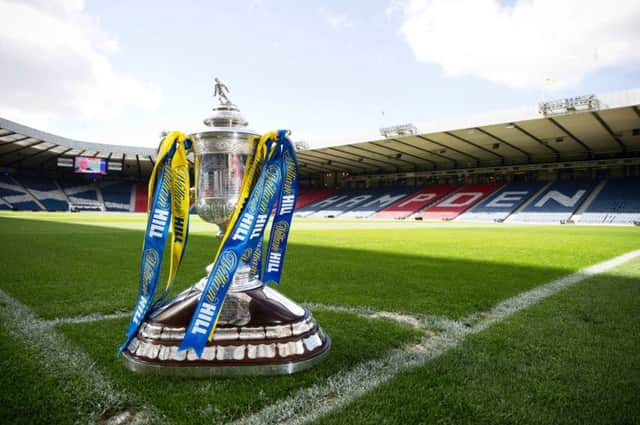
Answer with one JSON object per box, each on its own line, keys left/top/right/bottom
{"left": 0, "top": 0, "right": 161, "bottom": 124}
{"left": 327, "top": 14, "right": 353, "bottom": 29}
{"left": 398, "top": 0, "right": 640, "bottom": 88}
{"left": 385, "top": 0, "right": 404, "bottom": 20}
{"left": 319, "top": 8, "right": 354, "bottom": 30}
{"left": 103, "top": 39, "right": 120, "bottom": 52}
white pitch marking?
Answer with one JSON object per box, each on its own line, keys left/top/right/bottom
{"left": 103, "top": 409, "right": 150, "bottom": 425}
{"left": 45, "top": 302, "right": 455, "bottom": 331}
{"left": 232, "top": 249, "right": 640, "bottom": 425}
{"left": 303, "top": 302, "right": 459, "bottom": 332}
{"left": 45, "top": 310, "right": 130, "bottom": 326}
{"left": 0, "top": 289, "right": 160, "bottom": 424}
{"left": 470, "top": 248, "right": 640, "bottom": 333}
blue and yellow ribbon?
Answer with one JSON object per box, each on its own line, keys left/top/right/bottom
{"left": 120, "top": 130, "right": 299, "bottom": 359}
{"left": 119, "top": 131, "right": 191, "bottom": 352}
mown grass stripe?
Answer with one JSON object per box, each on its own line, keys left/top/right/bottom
{"left": 232, "top": 249, "right": 640, "bottom": 425}
{"left": 0, "top": 289, "right": 157, "bottom": 424}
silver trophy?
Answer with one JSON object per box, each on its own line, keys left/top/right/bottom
{"left": 121, "top": 81, "right": 331, "bottom": 376}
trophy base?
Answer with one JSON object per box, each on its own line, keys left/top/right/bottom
{"left": 121, "top": 282, "right": 331, "bottom": 377}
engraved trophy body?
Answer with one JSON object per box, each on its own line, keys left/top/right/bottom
{"left": 121, "top": 85, "right": 330, "bottom": 376}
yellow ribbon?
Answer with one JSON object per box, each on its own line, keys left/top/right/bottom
{"left": 150, "top": 130, "right": 281, "bottom": 342}
{"left": 148, "top": 131, "right": 191, "bottom": 292}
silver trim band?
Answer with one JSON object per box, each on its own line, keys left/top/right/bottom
{"left": 121, "top": 336, "right": 331, "bottom": 377}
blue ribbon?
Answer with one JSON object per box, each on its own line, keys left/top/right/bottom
{"left": 179, "top": 138, "right": 285, "bottom": 357}
{"left": 263, "top": 131, "right": 298, "bottom": 285}
{"left": 119, "top": 144, "right": 176, "bottom": 352}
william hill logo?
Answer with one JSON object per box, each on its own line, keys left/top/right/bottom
{"left": 141, "top": 248, "right": 159, "bottom": 293}
{"left": 191, "top": 251, "right": 238, "bottom": 336}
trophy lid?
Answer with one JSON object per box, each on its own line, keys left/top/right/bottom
{"left": 203, "top": 103, "right": 248, "bottom": 128}
{"left": 190, "top": 77, "right": 258, "bottom": 138}
{"left": 189, "top": 79, "right": 259, "bottom": 155}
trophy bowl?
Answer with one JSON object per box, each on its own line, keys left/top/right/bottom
{"left": 121, "top": 101, "right": 331, "bottom": 376}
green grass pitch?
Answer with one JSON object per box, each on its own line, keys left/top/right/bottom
{"left": 0, "top": 212, "right": 639, "bottom": 424}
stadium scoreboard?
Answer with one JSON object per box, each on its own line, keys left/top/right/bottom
{"left": 57, "top": 156, "right": 123, "bottom": 174}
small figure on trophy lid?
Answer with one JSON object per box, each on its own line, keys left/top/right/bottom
{"left": 213, "top": 77, "right": 232, "bottom": 105}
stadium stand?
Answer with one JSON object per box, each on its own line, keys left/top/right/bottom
{"left": 1, "top": 90, "right": 639, "bottom": 225}
{"left": 372, "top": 184, "right": 458, "bottom": 219}
{"left": 0, "top": 175, "right": 42, "bottom": 210}
{"left": 307, "top": 189, "right": 381, "bottom": 218}
{"left": 509, "top": 180, "right": 598, "bottom": 223}
{"left": 457, "top": 181, "right": 546, "bottom": 222}
{"left": 579, "top": 177, "right": 640, "bottom": 224}
{"left": 134, "top": 182, "right": 148, "bottom": 212}
{"left": 294, "top": 193, "right": 352, "bottom": 217}
{"left": 296, "top": 187, "right": 336, "bottom": 210}
{"left": 2, "top": 173, "right": 637, "bottom": 228}
{"left": 0, "top": 198, "right": 11, "bottom": 210}
{"left": 15, "top": 176, "right": 68, "bottom": 211}
{"left": 414, "top": 183, "right": 503, "bottom": 220}
{"left": 339, "top": 187, "right": 416, "bottom": 218}
{"left": 61, "top": 179, "right": 103, "bottom": 212}
{"left": 101, "top": 181, "right": 134, "bottom": 212}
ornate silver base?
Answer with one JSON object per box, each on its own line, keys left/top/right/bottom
{"left": 122, "top": 337, "right": 331, "bottom": 377}
{"left": 121, "top": 270, "right": 331, "bottom": 377}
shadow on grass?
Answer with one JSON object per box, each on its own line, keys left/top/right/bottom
{"left": 0, "top": 216, "right": 638, "bottom": 319}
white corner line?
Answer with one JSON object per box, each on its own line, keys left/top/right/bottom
{"left": 471, "top": 248, "right": 640, "bottom": 333}
{"left": 231, "top": 249, "right": 640, "bottom": 425}
{"left": 45, "top": 310, "right": 130, "bottom": 326}
{"left": 302, "top": 302, "right": 459, "bottom": 331}
{"left": 0, "top": 289, "right": 160, "bottom": 424}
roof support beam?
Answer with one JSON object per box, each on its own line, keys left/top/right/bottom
{"left": 295, "top": 155, "right": 345, "bottom": 172}
{"left": 6, "top": 144, "right": 58, "bottom": 167}
{"left": 298, "top": 162, "right": 330, "bottom": 173}
{"left": 0, "top": 136, "right": 31, "bottom": 145}
{"left": 510, "top": 123, "right": 560, "bottom": 157}
{"left": 370, "top": 140, "right": 436, "bottom": 169}
{"left": 413, "top": 135, "right": 477, "bottom": 165}
{"left": 443, "top": 131, "right": 505, "bottom": 162}
{"left": 148, "top": 155, "right": 155, "bottom": 167}
{"left": 0, "top": 140, "right": 45, "bottom": 157}
{"left": 591, "top": 111, "right": 627, "bottom": 153}
{"left": 345, "top": 145, "right": 412, "bottom": 169}
{"left": 547, "top": 117, "right": 592, "bottom": 154}
{"left": 299, "top": 151, "right": 371, "bottom": 171}
{"left": 136, "top": 154, "right": 142, "bottom": 179}
{"left": 327, "top": 147, "right": 397, "bottom": 169}
{"left": 33, "top": 147, "right": 73, "bottom": 167}
{"left": 473, "top": 127, "right": 531, "bottom": 161}
{"left": 106, "top": 152, "right": 114, "bottom": 169}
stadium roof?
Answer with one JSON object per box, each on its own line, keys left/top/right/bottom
{"left": 0, "top": 117, "right": 157, "bottom": 177}
{"left": 297, "top": 90, "right": 640, "bottom": 177}
{"left": 2, "top": 89, "right": 639, "bottom": 180}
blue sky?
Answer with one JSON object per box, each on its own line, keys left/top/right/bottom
{"left": 1, "top": 0, "right": 639, "bottom": 147}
